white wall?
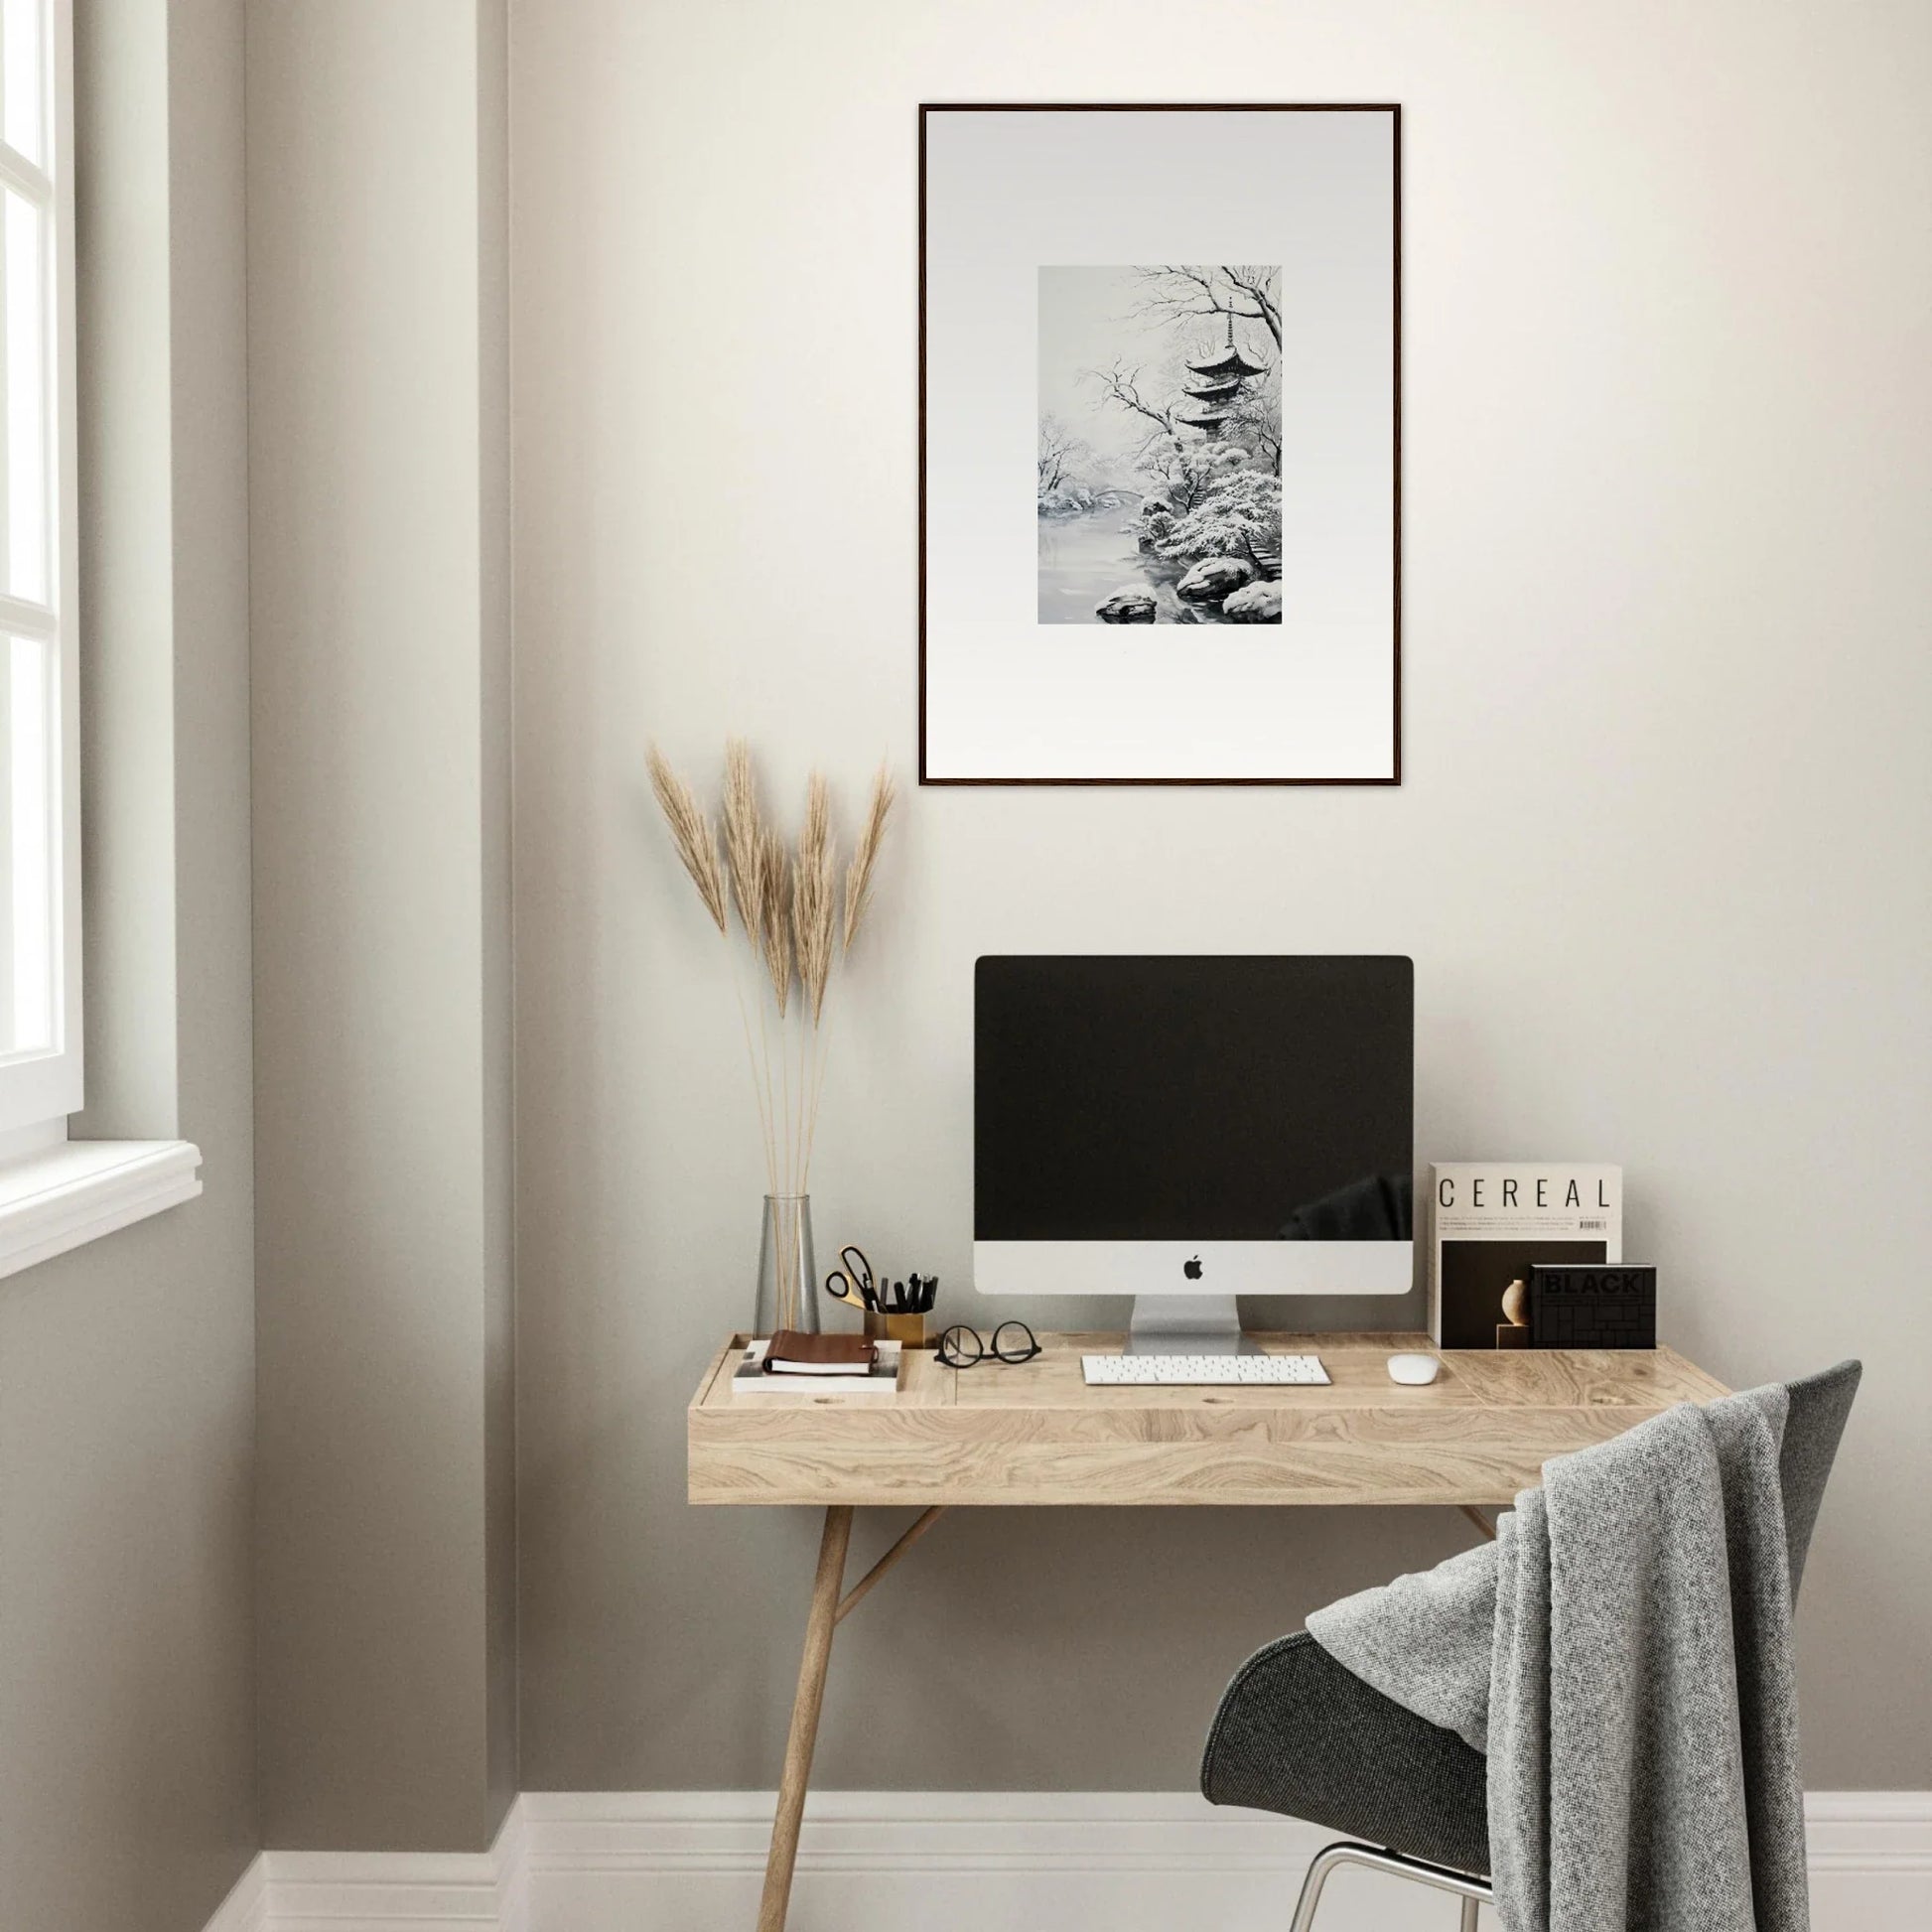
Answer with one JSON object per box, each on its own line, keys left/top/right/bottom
{"left": 511, "top": 0, "right": 1932, "bottom": 1793}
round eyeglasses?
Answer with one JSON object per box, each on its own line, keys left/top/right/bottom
{"left": 935, "top": 1320, "right": 1041, "bottom": 1369}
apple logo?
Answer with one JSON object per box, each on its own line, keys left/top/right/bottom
{"left": 1183, "top": 1255, "right": 1203, "bottom": 1280}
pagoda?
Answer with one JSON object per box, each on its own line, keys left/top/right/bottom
{"left": 1174, "top": 310, "right": 1268, "bottom": 440}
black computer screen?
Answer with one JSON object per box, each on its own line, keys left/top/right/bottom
{"left": 974, "top": 956, "right": 1414, "bottom": 1241}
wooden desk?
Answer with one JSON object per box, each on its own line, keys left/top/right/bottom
{"left": 688, "top": 1331, "right": 1726, "bottom": 1931}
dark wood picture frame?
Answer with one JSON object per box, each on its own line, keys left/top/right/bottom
{"left": 917, "top": 102, "right": 1402, "bottom": 787}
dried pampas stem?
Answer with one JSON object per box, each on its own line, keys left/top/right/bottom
{"left": 647, "top": 743, "right": 776, "bottom": 1188}
{"left": 843, "top": 762, "right": 897, "bottom": 952}
{"left": 790, "top": 773, "right": 839, "bottom": 1195}
{"left": 792, "top": 774, "right": 837, "bottom": 1026}
{"left": 645, "top": 747, "right": 727, "bottom": 935}
{"left": 759, "top": 826, "right": 793, "bottom": 1018}
{"left": 722, "top": 738, "right": 765, "bottom": 940}
{"left": 721, "top": 742, "right": 784, "bottom": 1180}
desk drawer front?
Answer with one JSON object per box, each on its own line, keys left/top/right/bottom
{"left": 687, "top": 1402, "right": 1671, "bottom": 1507}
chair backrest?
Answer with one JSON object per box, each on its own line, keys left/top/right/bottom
{"left": 1778, "top": 1359, "right": 1861, "bottom": 1601}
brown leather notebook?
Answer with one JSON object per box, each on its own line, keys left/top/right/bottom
{"left": 764, "top": 1330, "right": 878, "bottom": 1375}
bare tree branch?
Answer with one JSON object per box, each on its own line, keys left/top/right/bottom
{"left": 1129, "top": 264, "right": 1283, "bottom": 350}
{"left": 1080, "top": 357, "right": 1176, "bottom": 437}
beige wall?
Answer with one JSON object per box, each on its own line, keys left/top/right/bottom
{"left": 511, "top": 0, "right": 1932, "bottom": 1794}
{"left": 0, "top": 3, "right": 257, "bottom": 1929}
{"left": 249, "top": 0, "right": 516, "bottom": 1853}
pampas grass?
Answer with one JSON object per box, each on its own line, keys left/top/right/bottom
{"left": 844, "top": 764, "right": 895, "bottom": 952}
{"left": 646, "top": 749, "right": 727, "bottom": 935}
{"left": 722, "top": 740, "right": 765, "bottom": 940}
{"left": 647, "top": 741, "right": 896, "bottom": 1236}
{"left": 792, "top": 775, "right": 836, "bottom": 1025}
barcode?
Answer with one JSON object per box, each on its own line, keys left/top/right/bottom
{"left": 1579, "top": 1218, "right": 1608, "bottom": 1230}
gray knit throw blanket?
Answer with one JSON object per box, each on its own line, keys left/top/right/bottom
{"left": 1307, "top": 1387, "right": 1808, "bottom": 1932}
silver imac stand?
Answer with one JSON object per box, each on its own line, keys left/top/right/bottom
{"left": 1125, "top": 1294, "right": 1257, "bottom": 1356}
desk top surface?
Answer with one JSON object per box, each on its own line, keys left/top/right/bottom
{"left": 688, "top": 1331, "right": 1727, "bottom": 1508}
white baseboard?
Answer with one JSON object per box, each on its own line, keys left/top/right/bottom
{"left": 202, "top": 1854, "right": 267, "bottom": 1932}
{"left": 203, "top": 1806, "right": 526, "bottom": 1932}
{"left": 1804, "top": 1793, "right": 1932, "bottom": 1926}
{"left": 202, "top": 1790, "right": 1932, "bottom": 1932}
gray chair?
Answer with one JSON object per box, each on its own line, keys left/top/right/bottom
{"left": 1200, "top": 1361, "right": 1861, "bottom": 1931}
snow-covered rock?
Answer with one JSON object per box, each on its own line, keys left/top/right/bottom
{"left": 1095, "top": 587, "right": 1158, "bottom": 623}
{"left": 1175, "top": 556, "right": 1255, "bottom": 603}
{"left": 1222, "top": 580, "right": 1284, "bottom": 623}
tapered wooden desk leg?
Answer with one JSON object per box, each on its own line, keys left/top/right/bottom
{"left": 758, "top": 1504, "right": 853, "bottom": 1932}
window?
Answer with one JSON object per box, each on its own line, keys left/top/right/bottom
{"left": 0, "top": 0, "right": 75, "bottom": 1142}
{"left": 0, "top": 0, "right": 199, "bottom": 1277}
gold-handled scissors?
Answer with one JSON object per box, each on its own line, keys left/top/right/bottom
{"left": 823, "top": 1244, "right": 878, "bottom": 1312}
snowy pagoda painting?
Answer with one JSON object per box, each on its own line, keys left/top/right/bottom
{"left": 1037, "top": 266, "right": 1284, "bottom": 625}
{"left": 919, "top": 104, "right": 1399, "bottom": 784}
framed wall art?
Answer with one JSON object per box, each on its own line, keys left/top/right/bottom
{"left": 918, "top": 104, "right": 1401, "bottom": 785}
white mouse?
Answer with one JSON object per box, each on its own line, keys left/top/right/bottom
{"left": 1387, "top": 1352, "right": 1442, "bottom": 1386}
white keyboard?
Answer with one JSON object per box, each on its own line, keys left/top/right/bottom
{"left": 1081, "top": 1352, "right": 1329, "bottom": 1387}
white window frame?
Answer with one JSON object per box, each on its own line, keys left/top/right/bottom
{"left": 0, "top": 0, "right": 78, "bottom": 1143}
{"left": 0, "top": 1, "right": 200, "bottom": 1280}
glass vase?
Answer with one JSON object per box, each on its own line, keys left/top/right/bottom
{"left": 754, "top": 1193, "right": 818, "bottom": 1338}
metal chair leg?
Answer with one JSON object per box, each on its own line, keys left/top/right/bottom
{"left": 1289, "top": 1841, "right": 1493, "bottom": 1932}
{"left": 1286, "top": 1844, "right": 1352, "bottom": 1932}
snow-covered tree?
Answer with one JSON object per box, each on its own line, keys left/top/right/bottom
{"left": 1149, "top": 471, "right": 1282, "bottom": 571}
{"left": 1136, "top": 436, "right": 1247, "bottom": 514}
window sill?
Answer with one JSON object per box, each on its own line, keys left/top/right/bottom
{"left": 0, "top": 1139, "right": 203, "bottom": 1282}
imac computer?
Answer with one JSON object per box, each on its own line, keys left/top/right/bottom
{"left": 974, "top": 955, "right": 1414, "bottom": 1353}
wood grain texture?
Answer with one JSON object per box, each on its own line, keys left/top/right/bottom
{"left": 757, "top": 1505, "right": 852, "bottom": 1932}
{"left": 689, "top": 1332, "right": 1729, "bottom": 1508}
